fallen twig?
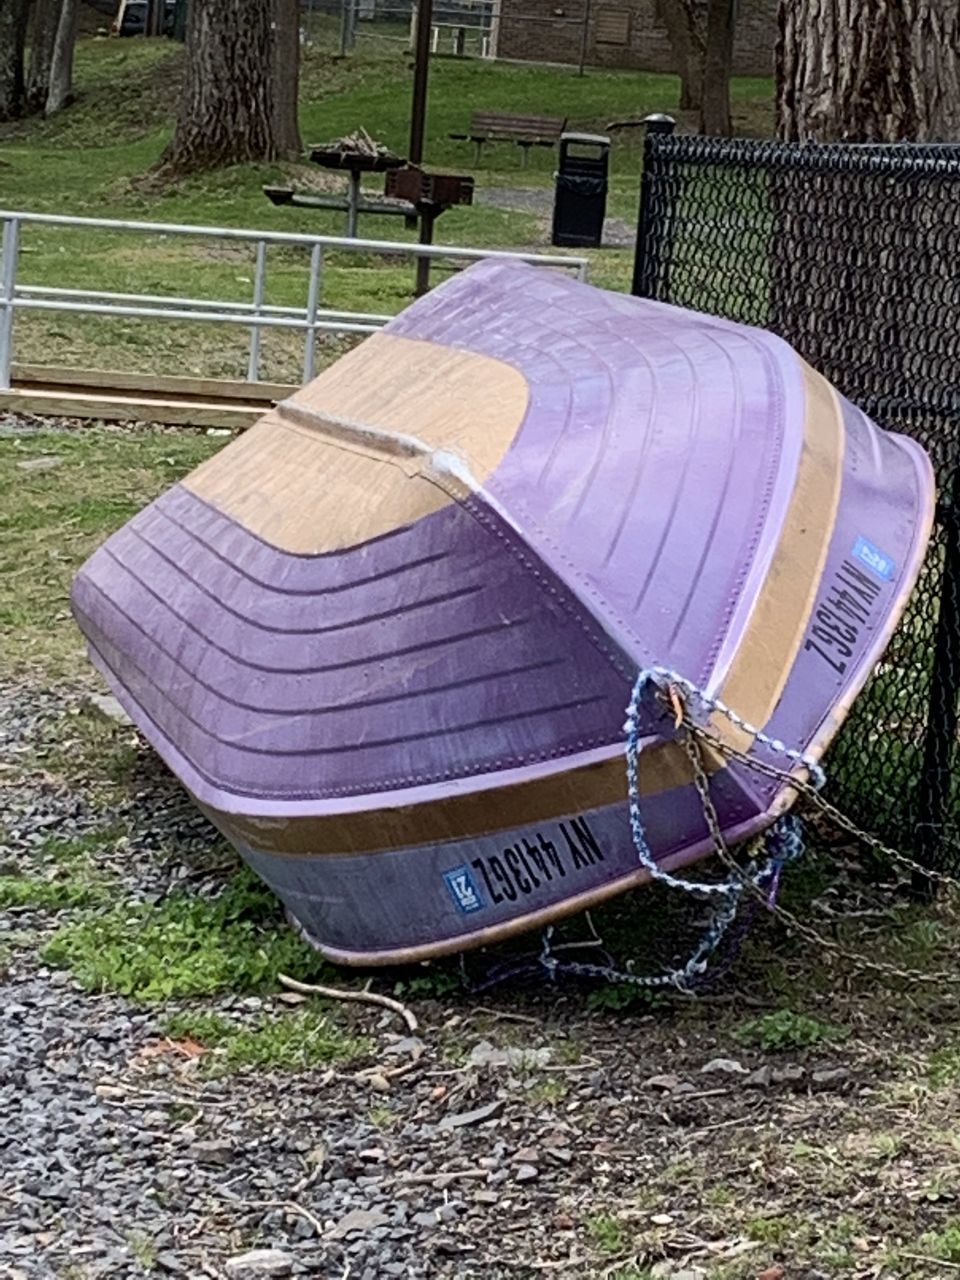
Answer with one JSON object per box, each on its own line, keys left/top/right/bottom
{"left": 277, "top": 972, "right": 418, "bottom": 1033}
{"left": 396, "top": 1168, "right": 490, "bottom": 1187}
{"left": 355, "top": 1058, "right": 421, "bottom": 1083}
{"left": 899, "top": 1255, "right": 960, "bottom": 1271}
{"left": 465, "top": 1006, "right": 540, "bottom": 1025}
{"left": 243, "top": 1199, "right": 325, "bottom": 1237}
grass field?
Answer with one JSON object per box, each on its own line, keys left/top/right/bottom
{"left": 0, "top": 22, "right": 774, "bottom": 381}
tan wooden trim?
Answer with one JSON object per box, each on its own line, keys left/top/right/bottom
{"left": 789, "top": 441, "right": 938, "bottom": 785}
{"left": 0, "top": 389, "right": 261, "bottom": 430}
{"left": 202, "top": 735, "right": 716, "bottom": 858}
{"left": 183, "top": 333, "right": 530, "bottom": 553}
{"left": 711, "top": 360, "right": 846, "bottom": 751}
{"left": 12, "top": 363, "right": 296, "bottom": 404}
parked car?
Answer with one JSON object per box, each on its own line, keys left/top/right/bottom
{"left": 115, "top": 0, "right": 175, "bottom": 37}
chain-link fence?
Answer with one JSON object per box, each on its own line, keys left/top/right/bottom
{"left": 632, "top": 121, "right": 960, "bottom": 874}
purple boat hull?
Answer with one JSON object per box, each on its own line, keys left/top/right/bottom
{"left": 72, "top": 261, "right": 935, "bottom": 964}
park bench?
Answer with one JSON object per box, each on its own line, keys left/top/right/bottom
{"left": 449, "top": 111, "right": 567, "bottom": 166}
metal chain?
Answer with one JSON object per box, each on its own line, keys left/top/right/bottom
{"left": 678, "top": 705, "right": 960, "bottom": 988}
{"left": 683, "top": 713, "right": 960, "bottom": 893}
{"left": 465, "top": 665, "right": 958, "bottom": 995}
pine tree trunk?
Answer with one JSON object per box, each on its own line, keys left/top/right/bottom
{"left": 157, "top": 0, "right": 282, "bottom": 175}
{"left": 27, "top": 0, "right": 60, "bottom": 114}
{"left": 700, "top": 0, "right": 735, "bottom": 135}
{"left": 657, "top": 0, "right": 704, "bottom": 113}
{"left": 0, "top": 0, "right": 28, "bottom": 121}
{"left": 777, "top": 0, "right": 960, "bottom": 143}
{"left": 272, "top": 0, "right": 302, "bottom": 157}
{"left": 45, "top": 0, "right": 77, "bottom": 116}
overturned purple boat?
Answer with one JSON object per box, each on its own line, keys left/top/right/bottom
{"left": 72, "top": 260, "right": 935, "bottom": 965}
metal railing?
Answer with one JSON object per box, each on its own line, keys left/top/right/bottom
{"left": 0, "top": 210, "right": 589, "bottom": 390}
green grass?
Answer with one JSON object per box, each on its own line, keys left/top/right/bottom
{"left": 746, "top": 1214, "right": 795, "bottom": 1244}
{"left": 917, "top": 1219, "right": 960, "bottom": 1265}
{"left": 584, "top": 981, "right": 662, "bottom": 1013}
{"left": 161, "top": 1007, "right": 370, "bottom": 1073}
{"left": 0, "top": 430, "right": 221, "bottom": 676}
{"left": 38, "top": 827, "right": 129, "bottom": 863}
{"left": 736, "top": 1008, "right": 847, "bottom": 1053}
{"left": 0, "top": 872, "right": 108, "bottom": 910}
{"left": 586, "top": 1213, "right": 627, "bottom": 1255}
{"left": 392, "top": 968, "right": 465, "bottom": 999}
{"left": 0, "top": 27, "right": 774, "bottom": 379}
{"left": 41, "top": 866, "right": 336, "bottom": 1000}
{"left": 927, "top": 1041, "right": 960, "bottom": 1086}
{"left": 528, "top": 1077, "right": 569, "bottom": 1106}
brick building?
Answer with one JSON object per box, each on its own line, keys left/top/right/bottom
{"left": 493, "top": 0, "right": 777, "bottom": 77}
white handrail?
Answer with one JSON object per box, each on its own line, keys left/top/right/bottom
{"left": 0, "top": 209, "right": 589, "bottom": 391}
{"left": 0, "top": 209, "right": 588, "bottom": 265}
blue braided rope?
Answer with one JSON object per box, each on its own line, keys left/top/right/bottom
{"left": 585, "top": 668, "right": 814, "bottom": 990}
{"left": 465, "top": 668, "right": 817, "bottom": 996}
{"left": 648, "top": 665, "right": 827, "bottom": 790}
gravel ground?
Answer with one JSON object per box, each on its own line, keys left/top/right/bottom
{"left": 4, "top": 673, "right": 960, "bottom": 1280}
{"left": 474, "top": 187, "right": 636, "bottom": 248}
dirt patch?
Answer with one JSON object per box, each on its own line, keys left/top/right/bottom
{"left": 476, "top": 186, "right": 636, "bottom": 249}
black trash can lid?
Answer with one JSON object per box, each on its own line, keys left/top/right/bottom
{"left": 561, "top": 131, "right": 611, "bottom": 146}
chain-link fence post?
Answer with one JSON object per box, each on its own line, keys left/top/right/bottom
{"left": 631, "top": 114, "right": 674, "bottom": 299}
{"left": 915, "top": 467, "right": 960, "bottom": 893}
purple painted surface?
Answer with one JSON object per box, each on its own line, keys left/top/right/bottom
{"left": 755, "top": 394, "right": 930, "bottom": 803}
{"left": 69, "top": 260, "right": 935, "bottom": 958}
{"left": 232, "top": 765, "right": 760, "bottom": 958}
{"left": 391, "top": 262, "right": 805, "bottom": 691}
{"left": 74, "top": 492, "right": 632, "bottom": 803}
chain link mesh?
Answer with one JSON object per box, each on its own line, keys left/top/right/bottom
{"left": 632, "top": 128, "right": 960, "bottom": 873}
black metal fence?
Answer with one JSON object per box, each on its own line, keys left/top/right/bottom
{"left": 632, "top": 119, "right": 960, "bottom": 873}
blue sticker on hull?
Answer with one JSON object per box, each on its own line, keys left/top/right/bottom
{"left": 443, "top": 865, "right": 485, "bottom": 914}
{"left": 852, "top": 536, "right": 895, "bottom": 582}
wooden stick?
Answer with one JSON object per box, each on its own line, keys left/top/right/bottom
{"left": 899, "top": 1255, "right": 960, "bottom": 1271}
{"left": 277, "top": 972, "right": 419, "bottom": 1033}
{"left": 243, "top": 1200, "right": 325, "bottom": 1237}
{"left": 396, "top": 1168, "right": 489, "bottom": 1187}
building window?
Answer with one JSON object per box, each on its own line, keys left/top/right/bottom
{"left": 594, "top": 7, "right": 631, "bottom": 43}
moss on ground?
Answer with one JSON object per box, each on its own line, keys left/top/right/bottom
{"left": 161, "top": 1007, "right": 370, "bottom": 1073}
{"left": 41, "top": 868, "right": 334, "bottom": 1000}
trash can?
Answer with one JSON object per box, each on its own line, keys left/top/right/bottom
{"left": 551, "top": 132, "right": 610, "bottom": 249}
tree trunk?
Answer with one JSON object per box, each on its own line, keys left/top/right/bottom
{"left": 777, "top": 0, "right": 960, "bottom": 143}
{"left": 272, "top": 0, "right": 302, "bottom": 157}
{"left": 27, "top": 0, "right": 59, "bottom": 113}
{"left": 0, "top": 0, "right": 29, "bottom": 121}
{"left": 771, "top": 0, "right": 960, "bottom": 467}
{"left": 45, "top": 0, "right": 77, "bottom": 115}
{"left": 146, "top": 0, "right": 164, "bottom": 36}
{"left": 157, "top": 0, "right": 283, "bottom": 175}
{"left": 700, "top": 0, "right": 735, "bottom": 135}
{"left": 657, "top": 0, "right": 704, "bottom": 112}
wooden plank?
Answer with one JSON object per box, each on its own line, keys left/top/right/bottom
{"left": 0, "top": 387, "right": 262, "bottom": 430}
{"left": 11, "top": 363, "right": 297, "bottom": 405}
